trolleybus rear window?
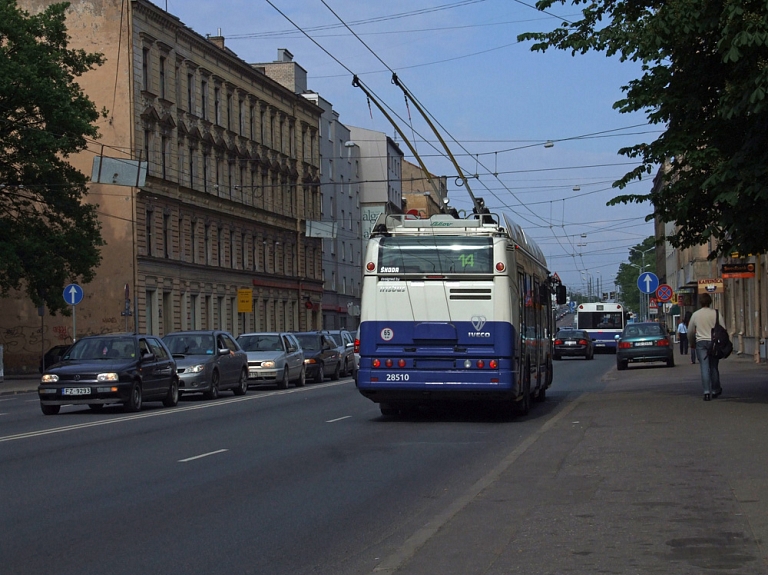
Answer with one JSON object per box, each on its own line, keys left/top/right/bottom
{"left": 377, "top": 237, "right": 493, "bottom": 274}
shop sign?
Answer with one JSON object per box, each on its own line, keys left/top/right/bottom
{"left": 697, "top": 278, "right": 724, "bottom": 294}
{"left": 721, "top": 263, "right": 755, "bottom": 279}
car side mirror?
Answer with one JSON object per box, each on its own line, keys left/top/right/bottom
{"left": 141, "top": 351, "right": 155, "bottom": 361}
{"left": 218, "top": 348, "right": 230, "bottom": 356}
{"left": 614, "top": 334, "right": 621, "bottom": 340}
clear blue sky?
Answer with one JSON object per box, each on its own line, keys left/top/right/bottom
{"left": 165, "top": 0, "right": 658, "bottom": 296}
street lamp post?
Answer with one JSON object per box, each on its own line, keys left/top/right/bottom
{"left": 629, "top": 247, "right": 655, "bottom": 321}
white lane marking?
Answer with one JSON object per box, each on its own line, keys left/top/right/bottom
{"left": 0, "top": 413, "right": 7, "bottom": 416}
{"left": 179, "top": 449, "right": 228, "bottom": 463}
{"left": 326, "top": 416, "right": 352, "bottom": 423}
{"left": 370, "top": 396, "right": 587, "bottom": 574}
{"left": 0, "top": 380, "right": 350, "bottom": 444}
{"left": 0, "top": 398, "right": 15, "bottom": 403}
{"left": 24, "top": 399, "right": 39, "bottom": 403}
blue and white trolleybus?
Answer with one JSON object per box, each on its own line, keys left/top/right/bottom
{"left": 355, "top": 212, "right": 566, "bottom": 416}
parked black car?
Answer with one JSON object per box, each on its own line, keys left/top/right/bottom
{"left": 327, "top": 329, "right": 356, "bottom": 377}
{"left": 39, "top": 344, "right": 71, "bottom": 373}
{"left": 163, "top": 330, "right": 248, "bottom": 398}
{"left": 292, "top": 331, "right": 342, "bottom": 383}
{"left": 38, "top": 333, "right": 179, "bottom": 415}
{"left": 553, "top": 329, "right": 595, "bottom": 360}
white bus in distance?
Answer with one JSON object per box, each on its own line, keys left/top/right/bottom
{"left": 574, "top": 302, "right": 626, "bottom": 352}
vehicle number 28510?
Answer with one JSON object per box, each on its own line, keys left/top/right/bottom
{"left": 386, "top": 373, "right": 410, "bottom": 381}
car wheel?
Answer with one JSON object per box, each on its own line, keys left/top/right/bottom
{"left": 588, "top": 351, "right": 594, "bottom": 360}
{"left": 331, "top": 362, "right": 341, "bottom": 381}
{"left": 617, "top": 360, "right": 628, "bottom": 371}
{"left": 88, "top": 404, "right": 104, "bottom": 411}
{"left": 553, "top": 354, "right": 561, "bottom": 361}
{"left": 277, "top": 368, "right": 289, "bottom": 390}
{"left": 294, "top": 367, "right": 306, "bottom": 387}
{"left": 124, "top": 381, "right": 142, "bottom": 412}
{"left": 314, "top": 365, "right": 324, "bottom": 384}
{"left": 233, "top": 369, "right": 248, "bottom": 396}
{"left": 41, "top": 404, "right": 60, "bottom": 416}
{"left": 666, "top": 356, "right": 675, "bottom": 367}
{"left": 163, "top": 377, "right": 179, "bottom": 407}
{"left": 536, "top": 386, "right": 547, "bottom": 403}
{"left": 204, "top": 370, "right": 220, "bottom": 400}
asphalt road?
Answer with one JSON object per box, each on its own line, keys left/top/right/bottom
{"left": 2, "top": 354, "right": 767, "bottom": 575}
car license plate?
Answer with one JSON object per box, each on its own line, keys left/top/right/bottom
{"left": 635, "top": 341, "right": 653, "bottom": 347}
{"left": 565, "top": 341, "right": 576, "bottom": 346}
{"left": 62, "top": 387, "right": 91, "bottom": 395}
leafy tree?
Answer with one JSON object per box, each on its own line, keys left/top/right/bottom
{"left": 614, "top": 236, "right": 657, "bottom": 314}
{"left": 519, "top": 1, "right": 768, "bottom": 257}
{"left": 0, "top": 1, "right": 105, "bottom": 314}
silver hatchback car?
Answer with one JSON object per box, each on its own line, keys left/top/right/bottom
{"left": 237, "top": 332, "right": 305, "bottom": 389}
{"left": 162, "top": 330, "right": 248, "bottom": 399}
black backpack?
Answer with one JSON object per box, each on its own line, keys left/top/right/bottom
{"left": 710, "top": 310, "right": 733, "bottom": 359}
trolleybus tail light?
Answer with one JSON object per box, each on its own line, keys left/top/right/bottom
{"left": 372, "top": 359, "right": 381, "bottom": 368}
{"left": 489, "top": 360, "right": 498, "bottom": 369}
{"left": 354, "top": 338, "right": 360, "bottom": 353}
{"left": 385, "top": 359, "right": 393, "bottom": 368}
{"left": 398, "top": 359, "right": 406, "bottom": 368}
{"left": 495, "top": 262, "right": 505, "bottom": 272}
{"left": 476, "top": 360, "right": 485, "bottom": 369}
{"left": 366, "top": 262, "right": 376, "bottom": 272}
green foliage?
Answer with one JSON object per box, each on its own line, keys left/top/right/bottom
{"left": 0, "top": 1, "right": 105, "bottom": 313}
{"left": 519, "top": 0, "right": 768, "bottom": 258}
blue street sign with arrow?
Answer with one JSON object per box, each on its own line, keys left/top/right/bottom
{"left": 63, "top": 283, "right": 84, "bottom": 306}
{"left": 637, "top": 272, "right": 659, "bottom": 295}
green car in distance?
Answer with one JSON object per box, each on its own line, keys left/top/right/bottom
{"left": 616, "top": 322, "right": 674, "bottom": 371}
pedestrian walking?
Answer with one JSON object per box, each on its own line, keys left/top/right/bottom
{"left": 687, "top": 293, "right": 724, "bottom": 401}
{"left": 676, "top": 319, "right": 689, "bottom": 355}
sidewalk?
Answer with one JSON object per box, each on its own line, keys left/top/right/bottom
{"left": 390, "top": 353, "right": 768, "bottom": 575}
{"left": 0, "top": 374, "right": 40, "bottom": 395}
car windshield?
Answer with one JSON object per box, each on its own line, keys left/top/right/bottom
{"left": 238, "top": 335, "right": 283, "bottom": 352}
{"left": 294, "top": 334, "right": 320, "bottom": 351}
{"left": 64, "top": 337, "right": 137, "bottom": 360}
{"left": 163, "top": 334, "right": 216, "bottom": 355}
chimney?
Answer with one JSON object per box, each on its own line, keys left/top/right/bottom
{"left": 277, "top": 48, "right": 294, "bottom": 63}
{"left": 207, "top": 29, "right": 225, "bottom": 50}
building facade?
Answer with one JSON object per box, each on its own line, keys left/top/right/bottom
{"left": 401, "top": 159, "right": 447, "bottom": 217}
{"left": 4, "top": 0, "right": 323, "bottom": 373}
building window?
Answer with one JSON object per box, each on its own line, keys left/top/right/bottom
{"left": 202, "top": 152, "right": 209, "bottom": 193}
{"left": 214, "top": 87, "right": 220, "bottom": 125}
{"left": 159, "top": 56, "right": 166, "bottom": 99}
{"left": 146, "top": 289, "right": 156, "bottom": 335}
{"left": 217, "top": 227, "right": 224, "bottom": 267}
{"left": 163, "top": 213, "right": 170, "bottom": 258}
{"left": 187, "top": 73, "right": 194, "bottom": 112}
{"left": 145, "top": 209, "right": 154, "bottom": 256}
{"left": 241, "top": 233, "right": 247, "bottom": 269}
{"left": 188, "top": 145, "right": 195, "bottom": 189}
{"left": 191, "top": 220, "right": 197, "bottom": 263}
{"left": 142, "top": 47, "right": 149, "bottom": 91}
{"left": 161, "top": 136, "right": 167, "bottom": 179}
{"left": 178, "top": 216, "right": 184, "bottom": 261}
{"left": 239, "top": 99, "right": 244, "bottom": 136}
{"left": 252, "top": 236, "right": 258, "bottom": 271}
{"left": 204, "top": 223, "right": 211, "bottom": 265}
{"left": 201, "top": 80, "right": 208, "bottom": 120}
{"left": 230, "top": 231, "right": 236, "bottom": 269}
{"left": 226, "top": 94, "right": 232, "bottom": 131}
{"left": 249, "top": 104, "right": 254, "bottom": 139}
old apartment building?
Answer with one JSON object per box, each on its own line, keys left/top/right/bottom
{"left": 4, "top": 0, "right": 323, "bottom": 372}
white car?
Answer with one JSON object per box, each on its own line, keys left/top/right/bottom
{"left": 236, "top": 332, "right": 305, "bottom": 389}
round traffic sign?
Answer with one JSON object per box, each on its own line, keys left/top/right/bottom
{"left": 63, "top": 283, "right": 84, "bottom": 306}
{"left": 637, "top": 272, "right": 659, "bottom": 295}
{"left": 656, "top": 284, "right": 674, "bottom": 302}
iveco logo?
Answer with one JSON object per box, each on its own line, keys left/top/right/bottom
{"left": 468, "top": 332, "right": 491, "bottom": 338}
{"left": 471, "top": 315, "right": 486, "bottom": 331}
